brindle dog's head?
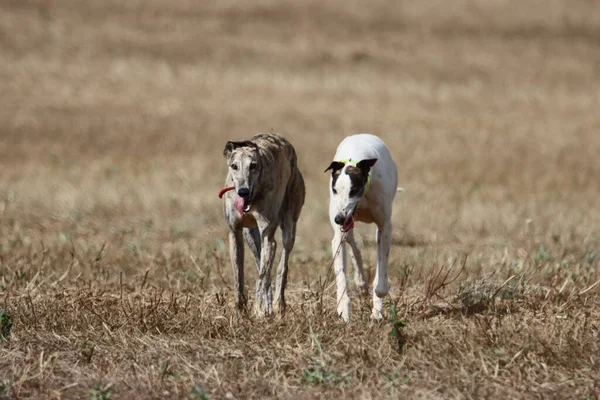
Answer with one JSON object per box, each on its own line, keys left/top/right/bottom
{"left": 224, "top": 140, "right": 261, "bottom": 212}
{"left": 325, "top": 158, "right": 377, "bottom": 229}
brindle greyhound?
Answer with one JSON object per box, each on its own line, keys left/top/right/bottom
{"left": 220, "top": 133, "right": 305, "bottom": 317}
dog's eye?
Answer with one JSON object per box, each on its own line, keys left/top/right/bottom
{"left": 349, "top": 188, "right": 359, "bottom": 197}
{"left": 249, "top": 162, "right": 258, "bottom": 171}
{"left": 332, "top": 188, "right": 337, "bottom": 195}
{"left": 231, "top": 164, "right": 238, "bottom": 170}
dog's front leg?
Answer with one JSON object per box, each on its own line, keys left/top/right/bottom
{"left": 347, "top": 230, "right": 368, "bottom": 295}
{"left": 373, "top": 219, "right": 392, "bottom": 319}
{"left": 254, "top": 223, "right": 277, "bottom": 318}
{"left": 332, "top": 229, "right": 350, "bottom": 322}
{"left": 229, "top": 229, "right": 246, "bottom": 311}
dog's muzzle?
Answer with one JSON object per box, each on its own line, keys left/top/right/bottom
{"left": 236, "top": 187, "right": 252, "bottom": 213}
{"left": 335, "top": 212, "right": 355, "bottom": 232}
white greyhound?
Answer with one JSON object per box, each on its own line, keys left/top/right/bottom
{"left": 325, "top": 133, "right": 399, "bottom": 322}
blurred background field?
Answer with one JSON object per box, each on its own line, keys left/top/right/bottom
{"left": 0, "top": 1, "right": 599, "bottom": 399}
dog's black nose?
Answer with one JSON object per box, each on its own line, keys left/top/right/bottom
{"left": 237, "top": 188, "right": 250, "bottom": 198}
{"left": 334, "top": 214, "right": 345, "bottom": 225}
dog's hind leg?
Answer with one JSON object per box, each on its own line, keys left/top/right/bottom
{"left": 274, "top": 215, "right": 295, "bottom": 313}
{"left": 243, "top": 227, "right": 261, "bottom": 271}
{"left": 372, "top": 218, "right": 392, "bottom": 319}
{"left": 347, "top": 230, "right": 368, "bottom": 295}
{"left": 229, "top": 229, "right": 246, "bottom": 311}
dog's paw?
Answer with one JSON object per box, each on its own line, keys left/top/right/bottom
{"left": 371, "top": 308, "right": 384, "bottom": 321}
{"left": 235, "top": 294, "right": 248, "bottom": 311}
{"left": 337, "top": 305, "right": 350, "bottom": 323}
{"left": 353, "top": 275, "right": 369, "bottom": 295}
{"left": 253, "top": 309, "right": 274, "bottom": 319}
{"left": 274, "top": 299, "right": 286, "bottom": 315}
{"left": 371, "top": 296, "right": 383, "bottom": 320}
{"left": 253, "top": 301, "right": 274, "bottom": 319}
{"left": 337, "top": 310, "right": 350, "bottom": 323}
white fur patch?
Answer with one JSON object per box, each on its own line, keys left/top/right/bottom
{"left": 330, "top": 166, "right": 360, "bottom": 223}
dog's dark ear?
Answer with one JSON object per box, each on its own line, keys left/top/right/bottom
{"left": 223, "top": 141, "right": 235, "bottom": 158}
{"left": 223, "top": 140, "right": 255, "bottom": 158}
{"left": 356, "top": 158, "right": 377, "bottom": 174}
{"left": 324, "top": 161, "right": 345, "bottom": 173}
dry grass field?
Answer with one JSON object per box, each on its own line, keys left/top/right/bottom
{"left": 1, "top": 0, "right": 600, "bottom": 398}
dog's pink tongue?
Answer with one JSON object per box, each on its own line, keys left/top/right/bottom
{"left": 235, "top": 197, "right": 245, "bottom": 215}
{"left": 342, "top": 216, "right": 355, "bottom": 232}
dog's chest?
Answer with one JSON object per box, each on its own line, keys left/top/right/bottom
{"left": 353, "top": 206, "right": 376, "bottom": 224}
{"left": 226, "top": 199, "right": 259, "bottom": 228}
{"left": 240, "top": 212, "right": 258, "bottom": 228}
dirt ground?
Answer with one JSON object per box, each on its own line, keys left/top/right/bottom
{"left": 1, "top": 0, "right": 599, "bottom": 398}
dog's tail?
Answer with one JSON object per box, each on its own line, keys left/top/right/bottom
{"left": 394, "top": 187, "right": 405, "bottom": 200}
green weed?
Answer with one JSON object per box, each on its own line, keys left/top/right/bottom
{"left": 0, "top": 311, "right": 13, "bottom": 343}
{"left": 389, "top": 304, "right": 407, "bottom": 353}
{"left": 190, "top": 385, "right": 209, "bottom": 400}
{"left": 90, "top": 384, "right": 112, "bottom": 400}
{"left": 302, "top": 327, "right": 351, "bottom": 386}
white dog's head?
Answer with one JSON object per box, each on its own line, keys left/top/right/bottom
{"left": 325, "top": 158, "right": 377, "bottom": 230}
